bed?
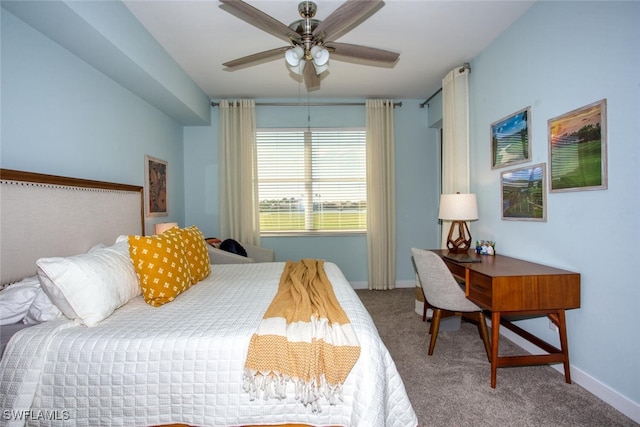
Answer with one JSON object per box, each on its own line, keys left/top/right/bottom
{"left": 0, "top": 169, "right": 417, "bottom": 427}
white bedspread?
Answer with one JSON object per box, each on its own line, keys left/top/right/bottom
{"left": 0, "top": 262, "right": 417, "bottom": 427}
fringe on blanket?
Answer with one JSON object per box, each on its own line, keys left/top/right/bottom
{"left": 243, "top": 259, "right": 360, "bottom": 410}
{"left": 242, "top": 368, "right": 345, "bottom": 412}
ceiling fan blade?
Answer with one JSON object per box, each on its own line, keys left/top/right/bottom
{"left": 327, "top": 42, "right": 399, "bottom": 66}
{"left": 313, "top": 0, "right": 384, "bottom": 43}
{"left": 223, "top": 46, "right": 291, "bottom": 70}
{"left": 303, "top": 61, "right": 321, "bottom": 91}
{"left": 219, "top": 0, "right": 301, "bottom": 44}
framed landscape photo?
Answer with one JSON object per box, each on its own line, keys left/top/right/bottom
{"left": 548, "top": 99, "right": 607, "bottom": 192}
{"left": 501, "top": 163, "right": 546, "bottom": 221}
{"left": 144, "top": 155, "right": 168, "bottom": 217}
{"left": 491, "top": 106, "right": 531, "bottom": 169}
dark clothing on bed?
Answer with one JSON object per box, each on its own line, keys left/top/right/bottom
{"left": 219, "top": 239, "right": 247, "bottom": 257}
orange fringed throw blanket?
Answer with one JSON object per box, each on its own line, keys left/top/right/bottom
{"left": 243, "top": 259, "right": 361, "bottom": 410}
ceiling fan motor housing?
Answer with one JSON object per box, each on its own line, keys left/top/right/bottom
{"left": 290, "top": 1, "right": 323, "bottom": 60}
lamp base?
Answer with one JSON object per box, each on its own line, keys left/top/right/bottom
{"left": 446, "top": 220, "right": 472, "bottom": 253}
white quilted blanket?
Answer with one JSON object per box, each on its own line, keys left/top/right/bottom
{"left": 0, "top": 262, "right": 417, "bottom": 427}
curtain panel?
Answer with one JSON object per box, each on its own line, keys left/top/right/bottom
{"left": 218, "top": 99, "right": 260, "bottom": 246}
{"left": 365, "top": 99, "right": 397, "bottom": 290}
{"left": 440, "top": 67, "right": 470, "bottom": 249}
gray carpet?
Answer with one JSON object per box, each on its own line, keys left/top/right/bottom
{"left": 355, "top": 288, "right": 638, "bottom": 427}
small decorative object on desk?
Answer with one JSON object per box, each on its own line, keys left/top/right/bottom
{"left": 476, "top": 240, "right": 496, "bottom": 256}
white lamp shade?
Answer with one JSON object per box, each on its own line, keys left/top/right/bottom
{"left": 285, "top": 46, "right": 304, "bottom": 66}
{"left": 310, "top": 45, "right": 329, "bottom": 66}
{"left": 312, "top": 61, "right": 329, "bottom": 74}
{"left": 155, "top": 222, "right": 178, "bottom": 234}
{"left": 438, "top": 193, "right": 478, "bottom": 221}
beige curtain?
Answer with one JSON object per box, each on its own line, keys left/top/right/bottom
{"left": 365, "top": 100, "right": 396, "bottom": 290}
{"left": 218, "top": 99, "right": 260, "bottom": 246}
{"left": 440, "top": 66, "right": 470, "bottom": 249}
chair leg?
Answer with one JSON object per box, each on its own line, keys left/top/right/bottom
{"left": 475, "top": 311, "right": 492, "bottom": 363}
{"left": 428, "top": 308, "right": 442, "bottom": 355}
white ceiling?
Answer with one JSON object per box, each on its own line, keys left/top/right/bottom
{"left": 123, "top": 0, "right": 534, "bottom": 101}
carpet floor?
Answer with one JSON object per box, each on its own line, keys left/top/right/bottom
{"left": 355, "top": 288, "right": 637, "bottom": 427}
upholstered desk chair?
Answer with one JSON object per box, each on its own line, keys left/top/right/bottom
{"left": 411, "top": 247, "right": 491, "bottom": 362}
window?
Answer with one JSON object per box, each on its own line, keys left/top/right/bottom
{"left": 256, "top": 128, "right": 366, "bottom": 234}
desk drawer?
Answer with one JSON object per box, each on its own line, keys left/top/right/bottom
{"left": 467, "top": 273, "right": 492, "bottom": 308}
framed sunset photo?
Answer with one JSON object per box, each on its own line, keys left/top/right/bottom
{"left": 548, "top": 99, "right": 607, "bottom": 193}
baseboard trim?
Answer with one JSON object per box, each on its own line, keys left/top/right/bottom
{"left": 350, "top": 280, "right": 415, "bottom": 290}
{"left": 492, "top": 320, "right": 640, "bottom": 424}
{"left": 395, "top": 280, "right": 415, "bottom": 288}
{"left": 350, "top": 281, "right": 368, "bottom": 289}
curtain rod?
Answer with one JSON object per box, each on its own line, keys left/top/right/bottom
{"left": 419, "top": 63, "right": 471, "bottom": 109}
{"left": 419, "top": 88, "right": 442, "bottom": 109}
{"left": 210, "top": 101, "right": 402, "bottom": 107}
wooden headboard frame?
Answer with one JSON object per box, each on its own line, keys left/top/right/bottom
{"left": 0, "top": 169, "right": 144, "bottom": 286}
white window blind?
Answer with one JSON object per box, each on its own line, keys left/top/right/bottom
{"left": 256, "top": 128, "right": 366, "bottom": 233}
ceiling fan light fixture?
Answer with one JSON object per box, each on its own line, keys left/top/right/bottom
{"left": 310, "top": 45, "right": 329, "bottom": 66}
{"left": 312, "top": 61, "right": 329, "bottom": 74}
{"left": 288, "top": 59, "right": 306, "bottom": 75}
{"left": 285, "top": 46, "right": 305, "bottom": 66}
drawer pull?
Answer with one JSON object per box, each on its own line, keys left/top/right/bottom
{"left": 471, "top": 284, "right": 488, "bottom": 293}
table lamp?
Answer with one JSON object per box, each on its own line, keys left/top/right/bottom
{"left": 154, "top": 222, "right": 178, "bottom": 235}
{"left": 438, "top": 193, "right": 478, "bottom": 253}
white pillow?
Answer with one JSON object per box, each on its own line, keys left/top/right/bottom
{"left": 36, "top": 240, "right": 140, "bottom": 327}
{"left": 23, "top": 287, "right": 62, "bottom": 324}
{"left": 0, "top": 276, "right": 40, "bottom": 325}
{"left": 89, "top": 243, "right": 107, "bottom": 252}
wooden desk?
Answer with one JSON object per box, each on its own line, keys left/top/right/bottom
{"left": 431, "top": 250, "right": 580, "bottom": 388}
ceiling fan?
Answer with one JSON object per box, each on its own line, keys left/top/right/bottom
{"left": 220, "top": 0, "right": 400, "bottom": 91}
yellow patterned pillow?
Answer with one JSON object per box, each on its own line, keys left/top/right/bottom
{"left": 164, "top": 226, "right": 211, "bottom": 284}
{"left": 128, "top": 233, "right": 192, "bottom": 307}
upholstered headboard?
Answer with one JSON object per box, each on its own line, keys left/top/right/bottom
{"left": 0, "top": 169, "right": 144, "bottom": 286}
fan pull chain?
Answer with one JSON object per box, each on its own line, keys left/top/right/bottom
{"left": 307, "top": 91, "right": 311, "bottom": 131}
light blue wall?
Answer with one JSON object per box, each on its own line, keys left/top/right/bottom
{"left": 2, "top": 0, "right": 210, "bottom": 125}
{"left": 184, "top": 99, "right": 441, "bottom": 285}
{"left": 1, "top": 9, "right": 187, "bottom": 234}
{"left": 469, "top": 1, "right": 639, "bottom": 408}
{"left": 426, "top": 92, "right": 443, "bottom": 129}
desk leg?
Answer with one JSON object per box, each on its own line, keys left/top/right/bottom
{"left": 556, "top": 310, "right": 572, "bottom": 384}
{"left": 491, "top": 311, "right": 501, "bottom": 388}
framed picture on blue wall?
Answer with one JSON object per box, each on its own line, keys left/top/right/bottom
{"left": 501, "top": 163, "right": 546, "bottom": 221}
{"left": 491, "top": 106, "right": 531, "bottom": 169}
{"left": 548, "top": 99, "right": 607, "bottom": 193}
{"left": 145, "top": 155, "right": 168, "bottom": 217}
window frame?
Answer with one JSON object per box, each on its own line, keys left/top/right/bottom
{"left": 256, "top": 127, "right": 367, "bottom": 237}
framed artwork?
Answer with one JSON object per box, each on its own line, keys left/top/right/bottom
{"left": 501, "top": 163, "right": 546, "bottom": 221}
{"left": 491, "top": 106, "right": 531, "bottom": 169}
{"left": 548, "top": 99, "right": 607, "bottom": 192}
{"left": 144, "top": 155, "right": 168, "bottom": 217}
